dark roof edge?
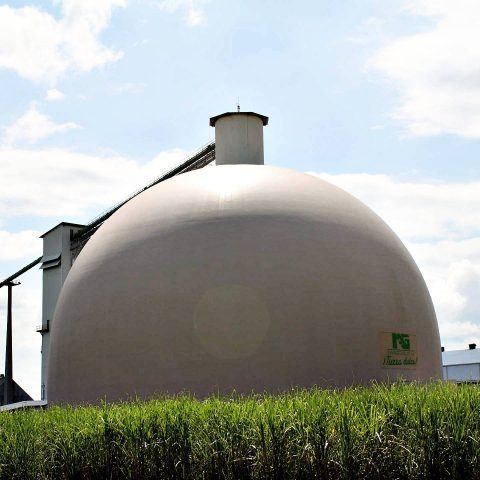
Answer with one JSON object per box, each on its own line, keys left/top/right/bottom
{"left": 40, "top": 222, "right": 86, "bottom": 238}
{"left": 210, "top": 112, "right": 269, "bottom": 127}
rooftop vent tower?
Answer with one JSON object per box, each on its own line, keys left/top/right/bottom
{"left": 210, "top": 112, "right": 268, "bottom": 166}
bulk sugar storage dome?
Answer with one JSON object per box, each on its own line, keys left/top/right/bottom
{"left": 48, "top": 111, "right": 442, "bottom": 405}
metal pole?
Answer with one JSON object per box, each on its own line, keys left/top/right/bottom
{"left": 4, "top": 282, "right": 18, "bottom": 405}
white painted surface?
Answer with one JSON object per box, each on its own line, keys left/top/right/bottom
{"left": 445, "top": 364, "right": 480, "bottom": 382}
{"left": 214, "top": 113, "right": 265, "bottom": 166}
{"left": 442, "top": 348, "right": 480, "bottom": 382}
{"left": 48, "top": 165, "right": 442, "bottom": 405}
{"left": 40, "top": 223, "right": 83, "bottom": 400}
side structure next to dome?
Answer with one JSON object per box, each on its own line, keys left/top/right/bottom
{"left": 48, "top": 110, "right": 442, "bottom": 405}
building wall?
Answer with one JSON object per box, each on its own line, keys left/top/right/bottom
{"left": 442, "top": 348, "right": 480, "bottom": 383}
{"left": 41, "top": 223, "right": 83, "bottom": 400}
{"left": 444, "top": 363, "right": 480, "bottom": 382}
{"left": 214, "top": 115, "right": 264, "bottom": 166}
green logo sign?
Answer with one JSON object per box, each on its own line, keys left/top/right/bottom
{"left": 379, "top": 332, "right": 417, "bottom": 369}
{"left": 392, "top": 333, "right": 410, "bottom": 350}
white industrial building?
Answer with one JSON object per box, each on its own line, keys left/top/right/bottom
{"left": 442, "top": 344, "right": 480, "bottom": 382}
{"left": 38, "top": 222, "right": 85, "bottom": 400}
{"left": 0, "top": 110, "right": 447, "bottom": 407}
{"left": 47, "top": 111, "right": 443, "bottom": 406}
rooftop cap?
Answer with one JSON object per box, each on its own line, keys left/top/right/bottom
{"left": 209, "top": 111, "right": 269, "bottom": 127}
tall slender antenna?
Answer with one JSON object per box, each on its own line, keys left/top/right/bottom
{"left": 236, "top": 97, "right": 240, "bottom": 112}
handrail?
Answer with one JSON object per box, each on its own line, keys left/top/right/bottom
{"left": 0, "top": 256, "right": 42, "bottom": 289}
{"left": 70, "top": 141, "right": 215, "bottom": 248}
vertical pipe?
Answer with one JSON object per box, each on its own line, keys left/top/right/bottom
{"left": 4, "top": 283, "right": 13, "bottom": 404}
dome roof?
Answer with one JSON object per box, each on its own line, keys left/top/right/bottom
{"left": 48, "top": 165, "right": 442, "bottom": 405}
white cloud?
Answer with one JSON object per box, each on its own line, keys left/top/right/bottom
{"left": 2, "top": 104, "right": 80, "bottom": 145}
{"left": 408, "top": 241, "right": 480, "bottom": 350}
{"left": 0, "top": 147, "right": 190, "bottom": 219}
{"left": 0, "top": 230, "right": 41, "bottom": 262}
{"left": 369, "top": 0, "right": 480, "bottom": 138}
{"left": 317, "top": 172, "right": 480, "bottom": 241}
{"left": 311, "top": 171, "right": 480, "bottom": 351}
{"left": 45, "top": 89, "right": 65, "bottom": 101}
{"left": 0, "top": 0, "right": 126, "bottom": 84}
{"left": 156, "top": 0, "right": 208, "bottom": 26}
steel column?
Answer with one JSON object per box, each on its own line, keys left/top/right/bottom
{"left": 4, "top": 282, "right": 18, "bottom": 404}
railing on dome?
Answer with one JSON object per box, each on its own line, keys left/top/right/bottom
{"left": 69, "top": 142, "right": 216, "bottom": 258}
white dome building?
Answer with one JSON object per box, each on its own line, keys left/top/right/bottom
{"left": 48, "top": 112, "right": 442, "bottom": 405}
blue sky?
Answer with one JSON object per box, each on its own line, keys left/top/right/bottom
{"left": 0, "top": 0, "right": 479, "bottom": 398}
